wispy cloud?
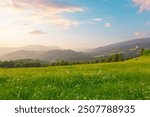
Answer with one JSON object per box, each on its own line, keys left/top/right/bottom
{"left": 104, "top": 22, "right": 112, "bottom": 28}
{"left": 29, "top": 30, "right": 47, "bottom": 35}
{"left": 91, "top": 18, "right": 103, "bottom": 21}
{"left": 134, "top": 31, "right": 150, "bottom": 37}
{"left": 87, "top": 18, "right": 103, "bottom": 24}
{"left": 12, "top": 0, "right": 83, "bottom": 13}
{"left": 0, "top": 0, "right": 84, "bottom": 29}
{"left": 132, "top": 0, "right": 150, "bottom": 12}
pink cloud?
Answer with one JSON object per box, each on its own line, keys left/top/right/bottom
{"left": 104, "top": 22, "right": 112, "bottom": 28}
{"left": 132, "top": 0, "right": 150, "bottom": 12}
{"left": 134, "top": 31, "right": 150, "bottom": 37}
{"left": 10, "top": 0, "right": 83, "bottom": 14}
{"left": 0, "top": 0, "right": 84, "bottom": 29}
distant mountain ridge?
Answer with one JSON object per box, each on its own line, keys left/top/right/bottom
{"left": 0, "top": 49, "right": 92, "bottom": 62}
{"left": 88, "top": 38, "right": 150, "bottom": 57}
{"left": 0, "top": 45, "right": 60, "bottom": 56}
{"left": 0, "top": 38, "right": 150, "bottom": 62}
{"left": 21, "top": 45, "right": 60, "bottom": 51}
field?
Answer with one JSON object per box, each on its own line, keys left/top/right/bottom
{"left": 0, "top": 56, "right": 150, "bottom": 100}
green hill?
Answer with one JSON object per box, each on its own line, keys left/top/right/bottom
{"left": 0, "top": 56, "right": 150, "bottom": 100}
{"left": 0, "top": 38, "right": 150, "bottom": 62}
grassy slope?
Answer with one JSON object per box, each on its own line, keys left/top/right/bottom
{"left": 0, "top": 56, "right": 150, "bottom": 100}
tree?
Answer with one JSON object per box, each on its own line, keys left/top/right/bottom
{"left": 95, "top": 59, "right": 99, "bottom": 63}
{"left": 111, "top": 54, "right": 119, "bottom": 62}
{"left": 141, "top": 49, "right": 150, "bottom": 56}
{"left": 60, "top": 60, "right": 68, "bottom": 65}
{"left": 118, "top": 54, "right": 124, "bottom": 61}
{"left": 141, "top": 48, "right": 145, "bottom": 55}
{"left": 105, "top": 56, "right": 112, "bottom": 62}
{"left": 14, "top": 63, "right": 22, "bottom": 68}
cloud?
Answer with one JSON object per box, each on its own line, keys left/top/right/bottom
{"left": 9, "top": 0, "right": 83, "bottom": 13}
{"left": 132, "top": 0, "right": 150, "bottom": 12}
{"left": 134, "top": 31, "right": 141, "bottom": 37}
{"left": 0, "top": 0, "right": 84, "bottom": 29}
{"left": 87, "top": 18, "right": 103, "bottom": 24}
{"left": 146, "top": 21, "right": 150, "bottom": 25}
{"left": 104, "top": 22, "right": 112, "bottom": 28}
{"left": 134, "top": 31, "right": 150, "bottom": 37}
{"left": 29, "top": 30, "right": 47, "bottom": 35}
{"left": 49, "top": 18, "right": 80, "bottom": 29}
{"left": 91, "top": 18, "right": 103, "bottom": 21}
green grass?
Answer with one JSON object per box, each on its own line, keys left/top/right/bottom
{"left": 0, "top": 56, "right": 150, "bottom": 100}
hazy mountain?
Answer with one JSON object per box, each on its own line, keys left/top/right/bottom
{"left": 89, "top": 38, "right": 150, "bottom": 57}
{"left": 0, "top": 50, "right": 92, "bottom": 62}
{"left": 21, "top": 45, "right": 60, "bottom": 51}
{"left": 0, "top": 45, "right": 60, "bottom": 56}
{"left": 0, "top": 47, "right": 18, "bottom": 56}
{"left": 0, "top": 38, "right": 150, "bottom": 62}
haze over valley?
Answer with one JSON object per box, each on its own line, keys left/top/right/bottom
{"left": 0, "top": 38, "right": 149, "bottom": 62}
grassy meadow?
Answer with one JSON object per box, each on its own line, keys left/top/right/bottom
{"left": 0, "top": 56, "right": 150, "bottom": 100}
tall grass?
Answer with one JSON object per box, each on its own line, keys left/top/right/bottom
{"left": 0, "top": 56, "right": 150, "bottom": 100}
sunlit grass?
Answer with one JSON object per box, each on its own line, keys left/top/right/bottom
{"left": 0, "top": 56, "right": 150, "bottom": 100}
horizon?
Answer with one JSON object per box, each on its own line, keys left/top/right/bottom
{"left": 1, "top": 0, "right": 150, "bottom": 49}
{"left": 0, "top": 37, "right": 149, "bottom": 51}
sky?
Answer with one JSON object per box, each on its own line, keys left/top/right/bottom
{"left": 0, "top": 0, "right": 150, "bottom": 49}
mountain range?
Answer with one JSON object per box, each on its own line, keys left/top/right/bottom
{"left": 0, "top": 38, "right": 150, "bottom": 62}
{"left": 89, "top": 38, "right": 150, "bottom": 58}
{"left": 0, "top": 45, "right": 60, "bottom": 56}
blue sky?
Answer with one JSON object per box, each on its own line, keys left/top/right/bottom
{"left": 0, "top": 0, "right": 150, "bottom": 49}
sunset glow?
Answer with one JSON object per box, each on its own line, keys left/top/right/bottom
{"left": 0, "top": 0, "right": 150, "bottom": 49}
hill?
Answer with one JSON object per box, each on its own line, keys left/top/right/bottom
{"left": 0, "top": 50, "right": 92, "bottom": 62}
{"left": 0, "top": 56, "right": 149, "bottom": 100}
{"left": 89, "top": 38, "right": 150, "bottom": 57}
{"left": 21, "top": 45, "right": 60, "bottom": 51}
{"left": 0, "top": 38, "right": 150, "bottom": 62}
{"left": 0, "top": 45, "right": 60, "bottom": 56}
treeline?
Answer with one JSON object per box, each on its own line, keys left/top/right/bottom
{"left": 50, "top": 53, "right": 125, "bottom": 66}
{"left": 0, "top": 59, "right": 48, "bottom": 68}
{"left": 141, "top": 49, "right": 150, "bottom": 56}
{"left": 0, "top": 53, "right": 136, "bottom": 68}
{"left": 100, "top": 53, "right": 124, "bottom": 63}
